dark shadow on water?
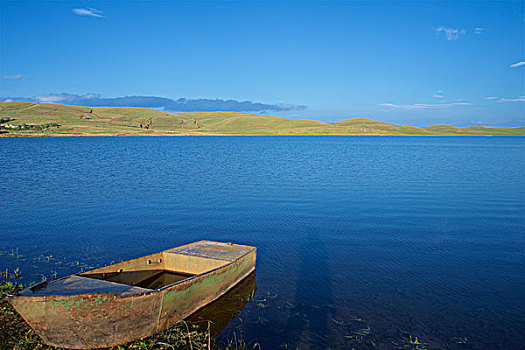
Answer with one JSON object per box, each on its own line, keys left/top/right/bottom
{"left": 283, "top": 231, "right": 335, "bottom": 348}
{"left": 186, "top": 273, "right": 257, "bottom": 337}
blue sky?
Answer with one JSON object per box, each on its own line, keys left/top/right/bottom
{"left": 1, "top": 0, "right": 523, "bottom": 126}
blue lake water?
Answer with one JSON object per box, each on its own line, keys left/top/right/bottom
{"left": 1, "top": 136, "right": 524, "bottom": 349}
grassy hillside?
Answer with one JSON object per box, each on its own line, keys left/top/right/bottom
{"left": 1, "top": 102, "right": 523, "bottom": 136}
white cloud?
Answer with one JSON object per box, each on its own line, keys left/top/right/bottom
{"left": 36, "top": 95, "right": 69, "bottom": 102}
{"left": 3, "top": 74, "right": 29, "bottom": 80}
{"left": 510, "top": 61, "right": 525, "bottom": 68}
{"left": 433, "top": 95, "right": 444, "bottom": 98}
{"left": 497, "top": 96, "right": 525, "bottom": 103}
{"left": 72, "top": 8, "right": 105, "bottom": 18}
{"left": 81, "top": 93, "right": 101, "bottom": 99}
{"left": 436, "top": 26, "right": 467, "bottom": 40}
{"left": 485, "top": 96, "right": 525, "bottom": 103}
{"left": 436, "top": 90, "right": 444, "bottom": 93}
{"left": 474, "top": 27, "right": 484, "bottom": 34}
{"left": 380, "top": 102, "right": 473, "bottom": 110}
{"left": 35, "top": 93, "right": 101, "bottom": 102}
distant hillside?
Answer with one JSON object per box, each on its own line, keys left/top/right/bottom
{"left": 0, "top": 102, "right": 523, "bottom": 136}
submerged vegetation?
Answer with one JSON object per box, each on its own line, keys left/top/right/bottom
{"left": 1, "top": 102, "right": 523, "bottom": 136}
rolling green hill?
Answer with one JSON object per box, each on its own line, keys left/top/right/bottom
{"left": 1, "top": 102, "right": 523, "bottom": 136}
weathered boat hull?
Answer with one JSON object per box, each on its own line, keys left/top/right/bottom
{"left": 187, "top": 272, "right": 256, "bottom": 337}
{"left": 8, "top": 241, "right": 256, "bottom": 349}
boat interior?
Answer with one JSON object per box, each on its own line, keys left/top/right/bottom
{"left": 19, "top": 241, "right": 253, "bottom": 297}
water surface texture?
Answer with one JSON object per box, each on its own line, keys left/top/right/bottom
{"left": 1, "top": 137, "right": 524, "bottom": 349}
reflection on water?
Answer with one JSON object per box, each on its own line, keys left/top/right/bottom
{"left": 187, "top": 273, "right": 256, "bottom": 337}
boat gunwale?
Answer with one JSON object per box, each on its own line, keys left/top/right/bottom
{"left": 155, "top": 244, "right": 255, "bottom": 293}
{"left": 8, "top": 241, "right": 256, "bottom": 300}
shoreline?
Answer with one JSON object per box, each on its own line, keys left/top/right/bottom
{"left": 0, "top": 132, "right": 521, "bottom": 137}
{"left": 1, "top": 102, "right": 523, "bottom": 137}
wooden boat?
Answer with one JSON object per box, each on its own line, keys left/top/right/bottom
{"left": 7, "top": 240, "right": 257, "bottom": 349}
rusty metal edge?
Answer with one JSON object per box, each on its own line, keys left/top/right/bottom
{"left": 156, "top": 245, "right": 256, "bottom": 293}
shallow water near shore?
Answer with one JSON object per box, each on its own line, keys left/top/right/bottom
{"left": 1, "top": 136, "right": 524, "bottom": 349}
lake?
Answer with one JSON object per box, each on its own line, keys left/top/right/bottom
{"left": 1, "top": 136, "right": 524, "bottom": 349}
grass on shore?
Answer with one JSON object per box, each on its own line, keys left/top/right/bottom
{"left": 1, "top": 102, "right": 523, "bottom": 136}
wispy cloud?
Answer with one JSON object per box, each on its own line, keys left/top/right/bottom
{"left": 72, "top": 8, "right": 105, "bottom": 18}
{"left": 436, "top": 90, "right": 444, "bottom": 93}
{"left": 3, "top": 74, "right": 29, "bottom": 80}
{"left": 474, "top": 27, "right": 484, "bottom": 34}
{"left": 497, "top": 96, "right": 525, "bottom": 103}
{"left": 510, "top": 61, "right": 525, "bottom": 68}
{"left": 485, "top": 95, "right": 525, "bottom": 103}
{"left": 433, "top": 95, "right": 444, "bottom": 98}
{"left": 436, "top": 26, "right": 467, "bottom": 40}
{"left": 2, "top": 93, "right": 307, "bottom": 112}
{"left": 380, "top": 102, "right": 473, "bottom": 110}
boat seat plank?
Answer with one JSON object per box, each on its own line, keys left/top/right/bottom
{"left": 19, "top": 276, "right": 152, "bottom": 297}
{"left": 166, "top": 241, "right": 252, "bottom": 261}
